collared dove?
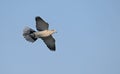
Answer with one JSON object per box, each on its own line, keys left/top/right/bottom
{"left": 23, "top": 16, "right": 56, "bottom": 51}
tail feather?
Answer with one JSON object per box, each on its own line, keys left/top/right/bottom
{"left": 23, "top": 27, "right": 37, "bottom": 42}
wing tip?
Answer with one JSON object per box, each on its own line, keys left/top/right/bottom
{"left": 50, "top": 47, "right": 56, "bottom": 51}
{"left": 35, "top": 16, "right": 43, "bottom": 21}
{"left": 48, "top": 45, "right": 56, "bottom": 51}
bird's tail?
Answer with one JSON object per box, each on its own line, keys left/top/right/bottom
{"left": 23, "top": 27, "right": 37, "bottom": 42}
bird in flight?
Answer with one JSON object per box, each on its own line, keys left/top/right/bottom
{"left": 23, "top": 16, "right": 56, "bottom": 51}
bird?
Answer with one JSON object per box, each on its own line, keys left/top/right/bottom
{"left": 23, "top": 16, "right": 56, "bottom": 51}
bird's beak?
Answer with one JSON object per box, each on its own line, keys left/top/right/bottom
{"left": 51, "top": 29, "right": 57, "bottom": 33}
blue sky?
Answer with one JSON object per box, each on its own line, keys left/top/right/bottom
{"left": 0, "top": 0, "right": 120, "bottom": 74}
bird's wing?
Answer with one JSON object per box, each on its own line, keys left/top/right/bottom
{"left": 23, "top": 27, "right": 37, "bottom": 42}
{"left": 35, "top": 16, "right": 49, "bottom": 31}
{"left": 41, "top": 35, "right": 56, "bottom": 51}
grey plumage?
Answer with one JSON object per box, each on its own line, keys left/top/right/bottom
{"left": 23, "top": 16, "right": 56, "bottom": 51}
{"left": 23, "top": 27, "right": 37, "bottom": 42}
{"left": 35, "top": 16, "right": 49, "bottom": 31}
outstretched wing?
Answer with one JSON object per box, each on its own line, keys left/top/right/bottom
{"left": 35, "top": 16, "right": 56, "bottom": 51}
{"left": 23, "top": 27, "right": 37, "bottom": 42}
{"left": 42, "top": 35, "right": 56, "bottom": 51}
{"left": 35, "top": 16, "right": 49, "bottom": 31}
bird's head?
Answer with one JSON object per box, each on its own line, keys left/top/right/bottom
{"left": 51, "top": 30, "right": 57, "bottom": 34}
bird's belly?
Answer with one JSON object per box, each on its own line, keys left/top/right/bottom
{"left": 34, "top": 30, "right": 51, "bottom": 38}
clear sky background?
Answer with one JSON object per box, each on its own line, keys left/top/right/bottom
{"left": 0, "top": 0, "right": 120, "bottom": 74}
